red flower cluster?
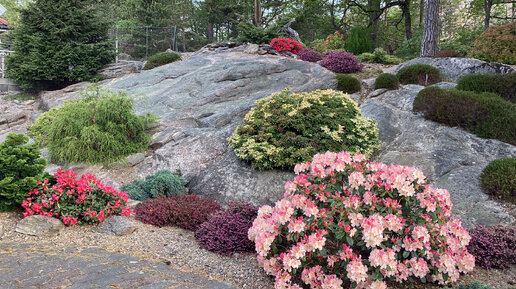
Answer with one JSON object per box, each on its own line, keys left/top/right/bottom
{"left": 22, "top": 168, "right": 132, "bottom": 226}
{"left": 270, "top": 37, "right": 303, "bottom": 54}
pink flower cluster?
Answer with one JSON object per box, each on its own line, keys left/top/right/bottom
{"left": 248, "top": 151, "right": 475, "bottom": 289}
{"left": 270, "top": 38, "right": 303, "bottom": 54}
{"left": 22, "top": 168, "right": 132, "bottom": 226}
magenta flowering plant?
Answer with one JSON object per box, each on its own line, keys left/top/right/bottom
{"left": 248, "top": 151, "right": 475, "bottom": 289}
{"left": 320, "top": 51, "right": 364, "bottom": 73}
{"left": 22, "top": 168, "right": 132, "bottom": 225}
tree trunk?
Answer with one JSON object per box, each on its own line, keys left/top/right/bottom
{"left": 419, "top": 0, "right": 424, "bottom": 27}
{"left": 368, "top": 0, "right": 381, "bottom": 50}
{"left": 207, "top": 22, "right": 214, "bottom": 41}
{"left": 484, "top": 0, "right": 493, "bottom": 28}
{"left": 254, "top": 0, "right": 262, "bottom": 26}
{"left": 402, "top": 1, "right": 413, "bottom": 39}
{"left": 420, "top": 0, "right": 439, "bottom": 57}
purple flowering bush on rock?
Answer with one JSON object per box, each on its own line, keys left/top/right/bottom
{"left": 467, "top": 225, "right": 516, "bottom": 269}
{"left": 298, "top": 48, "right": 322, "bottom": 62}
{"left": 320, "top": 51, "right": 364, "bottom": 73}
{"left": 195, "top": 202, "right": 258, "bottom": 256}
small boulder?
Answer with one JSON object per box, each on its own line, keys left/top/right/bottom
{"left": 126, "top": 153, "right": 145, "bottom": 166}
{"left": 15, "top": 215, "right": 65, "bottom": 236}
{"left": 93, "top": 216, "right": 138, "bottom": 236}
{"left": 369, "top": 88, "right": 388, "bottom": 98}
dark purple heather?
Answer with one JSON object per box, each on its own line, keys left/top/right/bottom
{"left": 467, "top": 225, "right": 516, "bottom": 269}
{"left": 298, "top": 48, "right": 322, "bottom": 62}
{"left": 319, "top": 51, "right": 364, "bottom": 73}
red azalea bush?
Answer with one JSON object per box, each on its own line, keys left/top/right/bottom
{"left": 22, "top": 169, "right": 131, "bottom": 226}
{"left": 271, "top": 38, "right": 303, "bottom": 54}
{"left": 298, "top": 48, "right": 322, "bottom": 62}
{"left": 135, "top": 194, "right": 222, "bottom": 231}
{"left": 319, "top": 51, "right": 364, "bottom": 73}
{"left": 195, "top": 202, "right": 258, "bottom": 256}
{"left": 467, "top": 225, "right": 516, "bottom": 269}
{"left": 248, "top": 151, "right": 475, "bottom": 289}
{"left": 435, "top": 49, "right": 463, "bottom": 58}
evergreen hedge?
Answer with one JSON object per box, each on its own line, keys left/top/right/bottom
{"left": 456, "top": 73, "right": 516, "bottom": 103}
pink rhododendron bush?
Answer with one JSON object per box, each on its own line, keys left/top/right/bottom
{"left": 248, "top": 151, "right": 475, "bottom": 289}
{"left": 22, "top": 168, "right": 132, "bottom": 225}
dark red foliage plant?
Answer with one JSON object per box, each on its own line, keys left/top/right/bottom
{"left": 168, "top": 194, "right": 222, "bottom": 231}
{"left": 195, "top": 202, "right": 258, "bottom": 256}
{"left": 135, "top": 196, "right": 176, "bottom": 227}
{"left": 467, "top": 225, "right": 516, "bottom": 269}
{"left": 319, "top": 51, "right": 364, "bottom": 73}
{"left": 297, "top": 48, "right": 322, "bottom": 62}
{"left": 135, "top": 194, "right": 222, "bottom": 230}
{"left": 435, "top": 49, "right": 463, "bottom": 58}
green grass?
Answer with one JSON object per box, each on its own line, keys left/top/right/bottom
{"left": 2, "top": 93, "right": 39, "bottom": 101}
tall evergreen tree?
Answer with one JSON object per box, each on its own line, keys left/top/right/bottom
{"left": 7, "top": 0, "right": 114, "bottom": 91}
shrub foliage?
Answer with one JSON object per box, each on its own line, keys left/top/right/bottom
{"left": 135, "top": 194, "right": 222, "bottom": 231}
{"left": 121, "top": 170, "right": 187, "bottom": 201}
{"left": 228, "top": 89, "right": 380, "bottom": 170}
{"left": 22, "top": 169, "right": 132, "bottom": 225}
{"left": 467, "top": 225, "right": 516, "bottom": 269}
{"left": 456, "top": 73, "right": 516, "bottom": 103}
{"left": 270, "top": 38, "right": 303, "bottom": 54}
{"left": 345, "top": 26, "right": 372, "bottom": 55}
{"left": 413, "top": 87, "right": 516, "bottom": 145}
{"left": 6, "top": 0, "right": 113, "bottom": 91}
{"left": 397, "top": 64, "right": 441, "bottom": 86}
{"left": 237, "top": 22, "right": 278, "bottom": 44}
{"left": 468, "top": 22, "right": 516, "bottom": 65}
{"left": 297, "top": 48, "right": 322, "bottom": 62}
{"left": 143, "top": 52, "right": 181, "bottom": 70}
{"left": 374, "top": 73, "right": 399, "bottom": 90}
{"left": 195, "top": 202, "right": 258, "bottom": 256}
{"left": 28, "top": 86, "right": 156, "bottom": 164}
{"left": 320, "top": 51, "right": 364, "bottom": 73}
{"left": 0, "top": 133, "right": 47, "bottom": 212}
{"left": 336, "top": 74, "right": 361, "bottom": 94}
{"left": 480, "top": 158, "right": 516, "bottom": 203}
{"left": 357, "top": 48, "right": 403, "bottom": 64}
{"left": 249, "top": 151, "right": 475, "bottom": 288}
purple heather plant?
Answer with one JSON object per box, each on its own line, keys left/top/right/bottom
{"left": 195, "top": 201, "right": 258, "bottom": 256}
{"left": 467, "top": 225, "right": 516, "bottom": 269}
{"left": 319, "top": 51, "right": 364, "bottom": 73}
{"left": 135, "top": 196, "right": 176, "bottom": 227}
{"left": 297, "top": 48, "right": 322, "bottom": 62}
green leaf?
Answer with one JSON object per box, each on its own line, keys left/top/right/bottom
{"left": 346, "top": 235, "right": 354, "bottom": 246}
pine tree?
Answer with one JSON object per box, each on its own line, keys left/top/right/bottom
{"left": 6, "top": 0, "right": 114, "bottom": 91}
{"left": 0, "top": 133, "right": 47, "bottom": 212}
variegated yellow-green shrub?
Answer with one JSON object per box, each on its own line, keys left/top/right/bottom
{"left": 227, "top": 89, "right": 380, "bottom": 170}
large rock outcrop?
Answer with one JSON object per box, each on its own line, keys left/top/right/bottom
{"left": 361, "top": 85, "right": 516, "bottom": 228}
{"left": 392, "top": 57, "right": 514, "bottom": 82}
{"left": 41, "top": 44, "right": 337, "bottom": 205}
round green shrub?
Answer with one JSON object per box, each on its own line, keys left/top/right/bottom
{"left": 345, "top": 25, "right": 372, "bottom": 55}
{"left": 28, "top": 86, "right": 156, "bottom": 164}
{"left": 397, "top": 64, "right": 441, "bottom": 86}
{"left": 336, "top": 74, "right": 361, "bottom": 93}
{"left": 480, "top": 158, "right": 516, "bottom": 203}
{"left": 413, "top": 86, "right": 516, "bottom": 145}
{"left": 143, "top": 51, "right": 181, "bottom": 70}
{"left": 468, "top": 22, "right": 516, "bottom": 65}
{"left": 121, "top": 169, "right": 187, "bottom": 201}
{"left": 456, "top": 73, "right": 516, "bottom": 103}
{"left": 227, "top": 89, "right": 380, "bottom": 170}
{"left": 374, "top": 73, "right": 399, "bottom": 90}
{"left": 0, "top": 133, "right": 48, "bottom": 212}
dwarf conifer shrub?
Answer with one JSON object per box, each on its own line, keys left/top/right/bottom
{"left": 22, "top": 169, "right": 132, "bottom": 225}
{"left": 121, "top": 170, "right": 187, "bottom": 201}
{"left": 456, "top": 73, "right": 516, "bottom": 103}
{"left": 195, "top": 202, "right": 258, "bottom": 256}
{"left": 143, "top": 51, "right": 181, "bottom": 70}
{"left": 345, "top": 26, "right": 372, "bottom": 55}
{"left": 397, "top": 64, "right": 441, "bottom": 86}
{"left": 249, "top": 151, "right": 475, "bottom": 288}
{"left": 28, "top": 86, "right": 156, "bottom": 164}
{"left": 374, "top": 73, "right": 399, "bottom": 90}
{"left": 468, "top": 22, "right": 516, "bottom": 65}
{"left": 297, "top": 48, "right": 322, "bottom": 62}
{"left": 467, "top": 225, "right": 516, "bottom": 269}
{"left": 228, "top": 89, "right": 380, "bottom": 170}
{"left": 0, "top": 133, "right": 48, "bottom": 212}
{"left": 480, "top": 158, "right": 516, "bottom": 203}
{"left": 413, "top": 87, "right": 516, "bottom": 145}
{"left": 336, "top": 74, "right": 361, "bottom": 93}
{"left": 357, "top": 48, "right": 402, "bottom": 64}
{"left": 320, "top": 51, "right": 364, "bottom": 73}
